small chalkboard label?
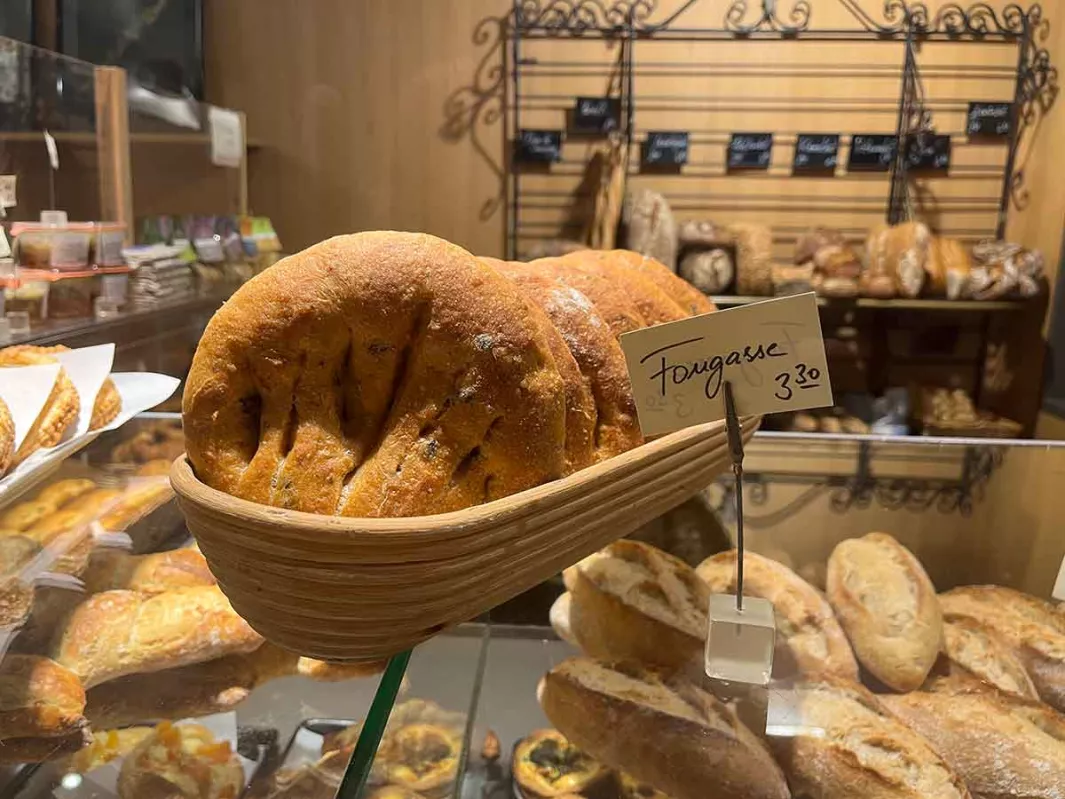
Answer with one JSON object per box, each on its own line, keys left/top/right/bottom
{"left": 572, "top": 96, "right": 621, "bottom": 134}
{"left": 643, "top": 131, "right": 689, "bottom": 166}
{"left": 967, "top": 102, "right": 1012, "bottom": 137}
{"left": 847, "top": 134, "right": 898, "bottom": 171}
{"left": 906, "top": 133, "right": 951, "bottom": 171}
{"left": 793, "top": 134, "right": 840, "bottom": 172}
{"left": 516, "top": 129, "right": 562, "bottom": 163}
{"left": 728, "top": 133, "right": 773, "bottom": 169}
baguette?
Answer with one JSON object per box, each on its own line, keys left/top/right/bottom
{"left": 826, "top": 532, "right": 942, "bottom": 691}
{"left": 81, "top": 547, "right": 217, "bottom": 595}
{"left": 941, "top": 615, "right": 1038, "bottom": 700}
{"left": 770, "top": 675, "right": 971, "bottom": 799}
{"left": 883, "top": 680, "right": 1065, "bottom": 797}
{"left": 696, "top": 550, "right": 858, "bottom": 679}
{"left": 52, "top": 585, "right": 263, "bottom": 688}
{"left": 0, "top": 655, "right": 86, "bottom": 739}
{"left": 538, "top": 657, "right": 789, "bottom": 799}
{"left": 563, "top": 541, "right": 708, "bottom": 672}
{"left": 940, "top": 585, "right": 1065, "bottom": 711}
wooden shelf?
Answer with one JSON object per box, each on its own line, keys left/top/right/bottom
{"left": 711, "top": 295, "right": 1029, "bottom": 312}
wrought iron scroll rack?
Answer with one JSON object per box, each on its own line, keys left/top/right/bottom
{"left": 504, "top": 0, "right": 1059, "bottom": 259}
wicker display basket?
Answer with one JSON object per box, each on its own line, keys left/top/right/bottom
{"left": 171, "top": 417, "right": 758, "bottom": 661}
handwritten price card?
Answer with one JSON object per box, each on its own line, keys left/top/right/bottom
{"left": 619, "top": 293, "right": 832, "bottom": 436}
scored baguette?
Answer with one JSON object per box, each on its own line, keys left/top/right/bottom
{"left": 538, "top": 657, "right": 789, "bottom": 799}
{"left": 563, "top": 541, "right": 708, "bottom": 672}
{"left": 0, "top": 655, "right": 86, "bottom": 739}
{"left": 826, "top": 532, "right": 942, "bottom": 691}
{"left": 696, "top": 550, "right": 858, "bottom": 679}
{"left": 941, "top": 615, "right": 1038, "bottom": 700}
{"left": 52, "top": 585, "right": 263, "bottom": 688}
{"left": 81, "top": 547, "right": 217, "bottom": 595}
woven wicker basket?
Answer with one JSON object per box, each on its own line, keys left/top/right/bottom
{"left": 171, "top": 417, "right": 758, "bottom": 661}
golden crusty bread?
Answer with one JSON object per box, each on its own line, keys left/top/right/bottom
{"left": 532, "top": 257, "right": 646, "bottom": 338}
{"left": 489, "top": 260, "right": 642, "bottom": 460}
{"left": 10, "top": 344, "right": 122, "bottom": 429}
{"left": 559, "top": 250, "right": 688, "bottom": 327}
{"left": 82, "top": 547, "right": 216, "bottom": 595}
{"left": 22, "top": 487, "right": 122, "bottom": 545}
{"left": 0, "top": 655, "right": 86, "bottom": 739}
{"left": 940, "top": 585, "right": 1065, "bottom": 712}
{"left": 0, "top": 346, "right": 82, "bottom": 464}
{"left": 940, "top": 615, "right": 1038, "bottom": 700}
{"left": 696, "top": 550, "right": 858, "bottom": 679}
{"left": 480, "top": 257, "right": 595, "bottom": 474}
{"left": 52, "top": 585, "right": 263, "bottom": 688}
{"left": 596, "top": 249, "right": 715, "bottom": 316}
{"left": 36, "top": 477, "right": 97, "bottom": 509}
{"left": 97, "top": 480, "right": 173, "bottom": 532}
{"left": 0, "top": 535, "right": 40, "bottom": 627}
{"left": 826, "top": 532, "right": 942, "bottom": 691}
{"left": 538, "top": 657, "right": 789, "bottom": 799}
{"left": 883, "top": 676, "right": 1065, "bottom": 798}
{"left": 116, "top": 721, "right": 244, "bottom": 799}
{"left": 184, "top": 232, "right": 568, "bottom": 517}
{"left": 770, "top": 675, "right": 971, "bottom": 799}
{"left": 563, "top": 540, "right": 709, "bottom": 673}
{"left": 0, "top": 396, "right": 13, "bottom": 476}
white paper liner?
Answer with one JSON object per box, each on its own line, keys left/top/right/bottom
{"left": 0, "top": 363, "right": 59, "bottom": 451}
{"left": 51, "top": 344, "right": 116, "bottom": 438}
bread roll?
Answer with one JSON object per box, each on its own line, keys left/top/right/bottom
{"left": 512, "top": 728, "right": 613, "bottom": 798}
{"left": 696, "top": 550, "right": 858, "bottom": 679}
{"left": 184, "top": 231, "right": 568, "bottom": 518}
{"left": 81, "top": 547, "right": 217, "bottom": 595}
{"left": 730, "top": 223, "right": 773, "bottom": 295}
{"left": 0, "top": 655, "right": 86, "bottom": 739}
{"left": 538, "top": 658, "right": 789, "bottom": 799}
{"left": 36, "top": 477, "right": 97, "bottom": 509}
{"left": 117, "top": 721, "right": 244, "bottom": 799}
{"left": 0, "top": 535, "right": 40, "bottom": 627}
{"left": 296, "top": 656, "right": 386, "bottom": 681}
{"left": 0, "top": 397, "right": 12, "bottom": 477}
{"left": 941, "top": 615, "right": 1038, "bottom": 700}
{"left": 0, "top": 346, "right": 80, "bottom": 465}
{"left": 533, "top": 257, "right": 645, "bottom": 337}
{"left": 52, "top": 585, "right": 263, "bottom": 688}
{"left": 679, "top": 248, "right": 733, "bottom": 295}
{"left": 89, "top": 376, "right": 121, "bottom": 430}
{"left": 563, "top": 540, "right": 708, "bottom": 672}
{"left": 549, "top": 591, "right": 578, "bottom": 646}
{"left": 883, "top": 682, "right": 1065, "bottom": 798}
{"left": 770, "top": 676, "right": 970, "bottom": 799}
{"left": 940, "top": 585, "right": 1065, "bottom": 711}
{"left": 559, "top": 251, "right": 688, "bottom": 326}
{"left": 826, "top": 532, "right": 942, "bottom": 690}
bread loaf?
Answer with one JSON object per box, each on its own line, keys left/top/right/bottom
{"left": 730, "top": 223, "right": 773, "bottom": 295}
{"left": 0, "top": 397, "right": 12, "bottom": 477}
{"left": 97, "top": 481, "right": 174, "bottom": 532}
{"left": 184, "top": 232, "right": 569, "bottom": 517}
{"left": 770, "top": 676, "right": 971, "bottom": 799}
{"left": 696, "top": 550, "right": 858, "bottom": 679}
{"left": 533, "top": 257, "right": 645, "bottom": 337}
{"left": 679, "top": 248, "right": 733, "bottom": 295}
{"left": 81, "top": 547, "right": 217, "bottom": 595}
{"left": 0, "top": 655, "right": 86, "bottom": 739}
{"left": 52, "top": 585, "right": 263, "bottom": 688}
{"left": 926, "top": 237, "right": 972, "bottom": 299}
{"left": 489, "top": 261, "right": 641, "bottom": 460}
{"left": 602, "top": 249, "right": 715, "bottom": 316}
{"left": 826, "top": 532, "right": 942, "bottom": 690}
{"left": 0, "top": 535, "right": 40, "bottom": 627}
{"left": 559, "top": 251, "right": 688, "bottom": 326}
{"left": 563, "top": 540, "right": 709, "bottom": 672}
{"left": 940, "top": 585, "right": 1065, "bottom": 711}
{"left": 883, "top": 681, "right": 1065, "bottom": 798}
{"left": 867, "top": 222, "right": 930, "bottom": 298}
{"left": 941, "top": 615, "right": 1038, "bottom": 700}
{"left": 538, "top": 658, "right": 789, "bottom": 799}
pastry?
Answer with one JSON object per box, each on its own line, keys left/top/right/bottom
{"left": 558, "top": 250, "right": 688, "bottom": 327}
{"left": 89, "top": 377, "right": 122, "bottom": 430}
{"left": 52, "top": 585, "right": 264, "bottom": 688}
{"left": 68, "top": 726, "right": 154, "bottom": 773}
{"left": 512, "top": 728, "right": 612, "bottom": 798}
{"left": 696, "top": 550, "right": 858, "bottom": 679}
{"left": 0, "top": 655, "right": 86, "bottom": 739}
{"left": 0, "top": 396, "right": 13, "bottom": 476}
{"left": 136, "top": 458, "right": 173, "bottom": 476}
{"left": 36, "top": 478, "right": 97, "bottom": 509}
{"left": 81, "top": 547, "right": 216, "bottom": 595}
{"left": 116, "top": 721, "right": 244, "bottom": 799}
{"left": 941, "top": 615, "right": 1038, "bottom": 700}
{"left": 939, "top": 585, "right": 1065, "bottom": 711}
{"left": 23, "top": 487, "right": 122, "bottom": 545}
{"left": 183, "top": 232, "right": 570, "bottom": 517}
{"left": 533, "top": 257, "right": 645, "bottom": 337}
{"left": 376, "top": 722, "right": 461, "bottom": 796}
{"left": 563, "top": 540, "right": 709, "bottom": 673}
{"left": 296, "top": 656, "right": 387, "bottom": 681}
{"left": 111, "top": 421, "right": 185, "bottom": 464}
{"left": 826, "top": 532, "right": 942, "bottom": 691}
{"left": 770, "top": 675, "right": 970, "bottom": 798}
{"left": 97, "top": 480, "right": 174, "bottom": 531}
{"left": 480, "top": 257, "right": 596, "bottom": 474}
{"left": 0, "top": 535, "right": 41, "bottom": 627}
{"left": 883, "top": 678, "right": 1065, "bottom": 798}
{"left": 0, "top": 499, "right": 54, "bottom": 532}
{"left": 0, "top": 346, "right": 80, "bottom": 464}
{"left": 867, "top": 221, "right": 930, "bottom": 298}
{"left": 489, "top": 260, "right": 642, "bottom": 460}
{"left": 538, "top": 658, "right": 789, "bottom": 799}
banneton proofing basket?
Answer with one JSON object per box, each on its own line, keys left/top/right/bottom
{"left": 171, "top": 416, "right": 758, "bottom": 661}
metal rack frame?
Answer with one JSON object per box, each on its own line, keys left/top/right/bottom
{"left": 504, "top": 0, "right": 1059, "bottom": 258}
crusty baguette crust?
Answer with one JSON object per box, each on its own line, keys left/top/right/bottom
{"left": 771, "top": 675, "right": 971, "bottom": 799}
{"left": 52, "top": 585, "right": 263, "bottom": 688}
{"left": 184, "top": 231, "right": 567, "bottom": 517}
{"left": 696, "top": 550, "right": 858, "bottom": 679}
{"left": 0, "top": 655, "right": 86, "bottom": 739}
{"left": 826, "top": 533, "right": 942, "bottom": 691}
{"left": 941, "top": 615, "right": 1038, "bottom": 700}
{"left": 538, "top": 658, "right": 789, "bottom": 799}
{"left": 940, "top": 585, "right": 1065, "bottom": 712}
{"left": 82, "top": 547, "right": 216, "bottom": 595}
{"left": 883, "top": 685, "right": 1065, "bottom": 798}
{"left": 564, "top": 541, "right": 708, "bottom": 673}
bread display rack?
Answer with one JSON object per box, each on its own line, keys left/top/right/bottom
{"left": 171, "top": 415, "right": 758, "bottom": 661}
